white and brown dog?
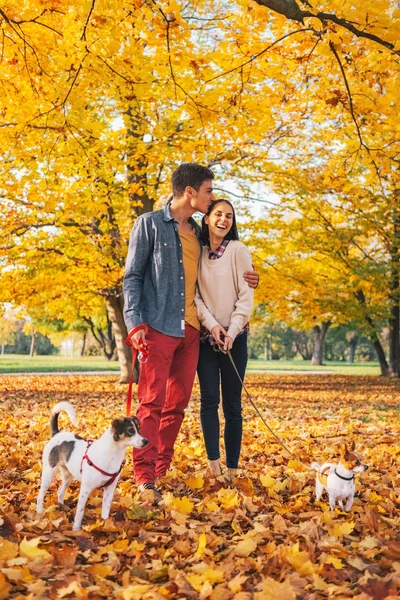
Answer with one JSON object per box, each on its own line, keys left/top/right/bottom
{"left": 312, "top": 441, "right": 368, "bottom": 511}
{"left": 37, "top": 401, "right": 148, "bottom": 530}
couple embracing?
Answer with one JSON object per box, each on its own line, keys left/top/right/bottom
{"left": 123, "top": 163, "right": 257, "bottom": 504}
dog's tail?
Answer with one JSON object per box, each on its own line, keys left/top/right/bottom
{"left": 50, "top": 402, "right": 77, "bottom": 437}
{"left": 311, "top": 462, "right": 321, "bottom": 471}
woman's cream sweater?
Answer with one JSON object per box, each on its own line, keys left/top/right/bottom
{"left": 195, "top": 241, "right": 254, "bottom": 341}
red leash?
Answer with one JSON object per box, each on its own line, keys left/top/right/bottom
{"left": 125, "top": 325, "right": 148, "bottom": 416}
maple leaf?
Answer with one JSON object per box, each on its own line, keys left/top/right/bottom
{"left": 0, "top": 539, "right": 18, "bottom": 561}
{"left": 254, "top": 577, "right": 296, "bottom": 600}
{"left": 233, "top": 535, "right": 258, "bottom": 558}
{"left": 19, "top": 537, "right": 51, "bottom": 560}
{"left": 0, "top": 373, "right": 400, "bottom": 599}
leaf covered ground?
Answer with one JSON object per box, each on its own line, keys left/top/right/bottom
{"left": 0, "top": 374, "right": 399, "bottom": 600}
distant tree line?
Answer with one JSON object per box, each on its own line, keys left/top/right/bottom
{"left": 248, "top": 323, "right": 376, "bottom": 363}
{"left": 2, "top": 321, "right": 58, "bottom": 356}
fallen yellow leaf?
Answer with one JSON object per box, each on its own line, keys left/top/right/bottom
{"left": 172, "top": 496, "right": 194, "bottom": 515}
{"left": 185, "top": 475, "right": 204, "bottom": 489}
{"left": 0, "top": 539, "right": 18, "bottom": 561}
{"left": 260, "top": 473, "right": 275, "bottom": 488}
{"left": 254, "top": 576, "right": 296, "bottom": 600}
{"left": 233, "top": 535, "right": 258, "bottom": 558}
{"left": 19, "top": 538, "right": 50, "bottom": 560}
{"left": 217, "top": 488, "right": 240, "bottom": 509}
{"left": 86, "top": 563, "right": 113, "bottom": 578}
{"left": 195, "top": 532, "right": 207, "bottom": 555}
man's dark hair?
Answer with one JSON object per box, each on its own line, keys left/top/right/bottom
{"left": 200, "top": 199, "right": 239, "bottom": 246}
{"left": 172, "top": 163, "right": 214, "bottom": 197}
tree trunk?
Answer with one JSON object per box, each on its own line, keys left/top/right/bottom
{"left": 311, "top": 321, "right": 331, "bottom": 365}
{"left": 388, "top": 214, "right": 400, "bottom": 376}
{"left": 388, "top": 301, "right": 400, "bottom": 376}
{"left": 355, "top": 289, "right": 389, "bottom": 376}
{"left": 347, "top": 336, "right": 358, "bottom": 363}
{"left": 80, "top": 332, "right": 87, "bottom": 356}
{"left": 126, "top": 107, "right": 155, "bottom": 217}
{"left": 29, "top": 329, "right": 36, "bottom": 357}
{"left": 372, "top": 337, "right": 390, "bottom": 376}
{"left": 105, "top": 293, "right": 139, "bottom": 384}
{"left": 1, "top": 341, "right": 4, "bottom": 355}
{"left": 83, "top": 317, "right": 115, "bottom": 360}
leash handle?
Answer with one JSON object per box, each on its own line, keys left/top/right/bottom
{"left": 227, "top": 350, "right": 314, "bottom": 472}
{"left": 125, "top": 326, "right": 148, "bottom": 417}
{"left": 126, "top": 347, "right": 137, "bottom": 417}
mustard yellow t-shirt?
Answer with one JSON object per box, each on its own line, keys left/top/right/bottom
{"left": 179, "top": 229, "right": 201, "bottom": 330}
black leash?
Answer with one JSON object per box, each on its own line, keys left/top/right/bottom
{"left": 227, "top": 349, "right": 315, "bottom": 472}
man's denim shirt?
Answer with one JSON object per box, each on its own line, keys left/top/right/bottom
{"left": 123, "top": 204, "right": 201, "bottom": 338}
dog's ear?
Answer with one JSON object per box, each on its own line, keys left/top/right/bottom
{"left": 112, "top": 418, "right": 125, "bottom": 441}
{"left": 338, "top": 442, "right": 347, "bottom": 457}
{"left": 349, "top": 439, "right": 355, "bottom": 452}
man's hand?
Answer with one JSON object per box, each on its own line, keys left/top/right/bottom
{"left": 129, "top": 327, "right": 146, "bottom": 350}
{"left": 244, "top": 267, "right": 259, "bottom": 289}
{"left": 211, "top": 324, "right": 227, "bottom": 347}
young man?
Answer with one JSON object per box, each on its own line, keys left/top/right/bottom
{"left": 123, "top": 163, "right": 257, "bottom": 503}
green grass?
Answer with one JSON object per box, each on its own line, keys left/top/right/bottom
{"left": 0, "top": 354, "right": 120, "bottom": 373}
{"left": 247, "top": 358, "right": 381, "bottom": 375}
{"left": 0, "top": 354, "right": 381, "bottom": 375}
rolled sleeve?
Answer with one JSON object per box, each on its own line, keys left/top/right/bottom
{"left": 123, "top": 216, "right": 153, "bottom": 332}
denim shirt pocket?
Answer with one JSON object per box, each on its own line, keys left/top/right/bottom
{"left": 153, "top": 241, "right": 178, "bottom": 269}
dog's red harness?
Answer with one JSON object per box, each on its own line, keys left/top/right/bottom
{"left": 80, "top": 440, "right": 123, "bottom": 488}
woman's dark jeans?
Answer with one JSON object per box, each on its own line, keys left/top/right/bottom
{"left": 197, "top": 332, "right": 248, "bottom": 469}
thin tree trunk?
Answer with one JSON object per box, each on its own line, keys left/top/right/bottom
{"left": 347, "top": 336, "right": 358, "bottom": 363}
{"left": 388, "top": 212, "right": 400, "bottom": 376}
{"left": 82, "top": 317, "right": 115, "bottom": 360}
{"left": 1, "top": 341, "right": 4, "bottom": 355}
{"left": 355, "top": 290, "right": 389, "bottom": 376}
{"left": 29, "top": 329, "right": 36, "bottom": 357}
{"left": 126, "top": 107, "right": 154, "bottom": 216}
{"left": 105, "top": 293, "right": 139, "bottom": 384}
{"left": 80, "top": 332, "right": 87, "bottom": 356}
{"left": 311, "top": 322, "right": 331, "bottom": 365}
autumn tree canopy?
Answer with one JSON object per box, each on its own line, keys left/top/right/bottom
{"left": 1, "top": 0, "right": 400, "bottom": 375}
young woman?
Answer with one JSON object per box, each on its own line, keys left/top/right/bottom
{"left": 195, "top": 199, "right": 254, "bottom": 477}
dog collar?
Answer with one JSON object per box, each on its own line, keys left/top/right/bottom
{"left": 334, "top": 469, "right": 355, "bottom": 481}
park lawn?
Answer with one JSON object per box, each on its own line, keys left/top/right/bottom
{"left": 0, "top": 373, "right": 398, "bottom": 598}
{"left": 247, "top": 359, "right": 381, "bottom": 376}
{"left": 0, "top": 353, "right": 381, "bottom": 375}
{"left": 0, "top": 353, "right": 120, "bottom": 373}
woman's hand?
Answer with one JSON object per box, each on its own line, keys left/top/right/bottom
{"left": 211, "top": 324, "right": 227, "bottom": 348}
{"left": 223, "top": 336, "right": 233, "bottom": 353}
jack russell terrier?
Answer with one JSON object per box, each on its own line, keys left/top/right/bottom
{"left": 312, "top": 440, "right": 368, "bottom": 511}
{"left": 37, "top": 401, "right": 148, "bottom": 530}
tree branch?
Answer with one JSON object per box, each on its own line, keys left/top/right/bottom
{"left": 81, "top": 0, "right": 96, "bottom": 41}
{"left": 252, "top": 0, "right": 399, "bottom": 55}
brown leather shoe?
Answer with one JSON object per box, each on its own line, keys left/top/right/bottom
{"left": 137, "top": 482, "right": 163, "bottom": 505}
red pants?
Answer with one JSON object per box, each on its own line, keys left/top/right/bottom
{"left": 133, "top": 324, "right": 200, "bottom": 485}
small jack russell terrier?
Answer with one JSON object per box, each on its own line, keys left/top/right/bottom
{"left": 37, "top": 401, "right": 148, "bottom": 530}
{"left": 312, "top": 440, "right": 368, "bottom": 511}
